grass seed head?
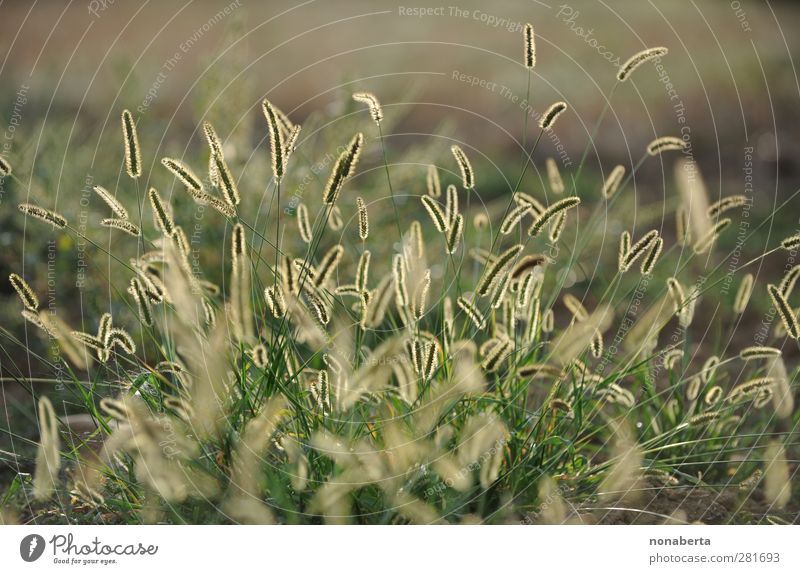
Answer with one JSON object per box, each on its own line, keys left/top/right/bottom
{"left": 121, "top": 109, "right": 141, "bottom": 178}
{"left": 617, "top": 46, "right": 668, "bottom": 82}
{"left": 426, "top": 164, "right": 442, "bottom": 197}
{"left": 421, "top": 195, "right": 448, "bottom": 232}
{"left": 451, "top": 145, "right": 474, "bottom": 189}
{"left": 18, "top": 203, "right": 67, "bottom": 229}
{"left": 780, "top": 233, "right": 800, "bottom": 251}
{"left": 324, "top": 133, "right": 364, "bottom": 204}
{"left": 265, "top": 285, "right": 287, "bottom": 318}
{"left": 477, "top": 244, "right": 524, "bottom": 297}
{"left": 262, "top": 99, "right": 287, "bottom": 181}
{"left": 9, "top": 273, "right": 39, "bottom": 311}
{"left": 101, "top": 218, "right": 140, "bottom": 237}
{"left": 213, "top": 152, "right": 240, "bottom": 207}
{"left": 446, "top": 213, "right": 464, "bottom": 254}
{"left": 457, "top": 296, "right": 487, "bottom": 330}
{"left": 297, "top": 203, "right": 313, "bottom": 243}
{"left": 733, "top": 273, "right": 754, "bottom": 314}
{"left": 356, "top": 197, "right": 369, "bottom": 239}
{"left": 767, "top": 283, "right": 800, "bottom": 338}
{"left": 527, "top": 196, "right": 580, "bottom": 237}
{"left": 161, "top": 157, "right": 203, "bottom": 192}
{"left": 621, "top": 230, "right": 659, "bottom": 271}
{"left": 93, "top": 185, "right": 129, "bottom": 219}
{"left": 739, "top": 346, "right": 782, "bottom": 360}
{"left": 352, "top": 92, "right": 384, "bottom": 124}
{"left": 539, "top": 101, "right": 568, "bottom": 130}
{"left": 148, "top": 188, "right": 174, "bottom": 236}
{"left": 33, "top": 396, "right": 60, "bottom": 501}
{"left": 545, "top": 158, "right": 565, "bottom": 194}
{"left": 647, "top": 136, "right": 686, "bottom": 156}
{"left": 524, "top": 23, "right": 536, "bottom": 69}
{"left": 0, "top": 154, "right": 12, "bottom": 176}
{"left": 601, "top": 165, "right": 626, "bottom": 199}
{"left": 640, "top": 236, "right": 663, "bottom": 275}
{"left": 708, "top": 194, "right": 749, "bottom": 218}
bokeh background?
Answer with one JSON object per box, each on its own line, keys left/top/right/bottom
{"left": 1, "top": 0, "right": 799, "bottom": 509}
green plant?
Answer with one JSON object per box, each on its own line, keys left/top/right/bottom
{"left": 0, "top": 31, "right": 796, "bottom": 526}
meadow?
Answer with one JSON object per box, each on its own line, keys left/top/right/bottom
{"left": 0, "top": 22, "right": 797, "bottom": 525}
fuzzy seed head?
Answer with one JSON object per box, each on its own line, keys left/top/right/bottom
{"left": 446, "top": 213, "right": 464, "bottom": 254}
{"left": 451, "top": 145, "right": 474, "bottom": 189}
{"left": 352, "top": 92, "right": 383, "bottom": 124}
{"left": 101, "top": 218, "right": 140, "bottom": 236}
{"left": 93, "top": 185, "right": 129, "bottom": 219}
{"left": 524, "top": 23, "right": 536, "bottom": 68}
{"left": 477, "top": 244, "right": 524, "bottom": 297}
{"left": 601, "top": 165, "right": 626, "bottom": 199}
{"left": 161, "top": 157, "right": 203, "bottom": 192}
{"left": 739, "top": 346, "right": 782, "bottom": 360}
{"left": 647, "top": 136, "right": 686, "bottom": 156}
{"left": 527, "top": 197, "right": 580, "bottom": 238}
{"left": 421, "top": 195, "right": 448, "bottom": 232}
{"left": 213, "top": 152, "right": 240, "bottom": 207}
{"left": 0, "top": 155, "right": 12, "bottom": 177}
{"left": 9, "top": 273, "right": 39, "bottom": 311}
{"left": 545, "top": 158, "right": 564, "bottom": 194}
{"left": 356, "top": 250, "right": 371, "bottom": 291}
{"left": 262, "top": 99, "right": 287, "bottom": 181}
{"left": 314, "top": 244, "right": 344, "bottom": 288}
{"left": 708, "top": 195, "right": 749, "bottom": 219}
{"left": 768, "top": 283, "right": 800, "bottom": 339}
{"left": 617, "top": 47, "right": 668, "bottom": 82}
{"left": 733, "top": 273, "right": 754, "bottom": 314}
{"left": 356, "top": 197, "right": 369, "bottom": 240}
{"left": 265, "top": 285, "right": 287, "bottom": 318}
{"left": 297, "top": 203, "right": 313, "bottom": 243}
{"left": 621, "top": 230, "right": 659, "bottom": 272}
{"left": 457, "top": 296, "right": 487, "bottom": 330}
{"left": 121, "top": 109, "right": 141, "bottom": 178}
{"left": 539, "top": 101, "right": 568, "bottom": 130}
{"left": 18, "top": 203, "right": 67, "bottom": 229}
{"left": 640, "top": 237, "right": 663, "bottom": 275}
{"left": 501, "top": 204, "right": 533, "bottom": 235}
{"left": 548, "top": 211, "right": 567, "bottom": 242}
{"left": 780, "top": 233, "right": 800, "bottom": 251}
{"left": 323, "top": 133, "right": 363, "bottom": 205}
{"left": 426, "top": 164, "right": 441, "bottom": 197}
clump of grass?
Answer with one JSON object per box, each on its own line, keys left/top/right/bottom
{"left": 3, "top": 26, "right": 796, "bottom": 527}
